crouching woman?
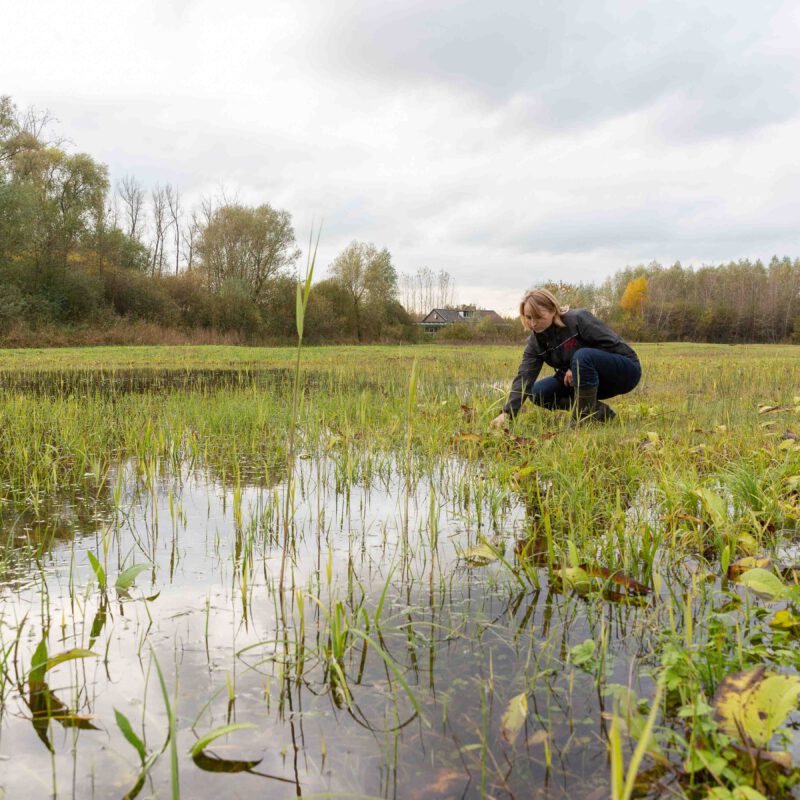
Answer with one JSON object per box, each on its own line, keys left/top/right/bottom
{"left": 491, "top": 288, "right": 641, "bottom": 427}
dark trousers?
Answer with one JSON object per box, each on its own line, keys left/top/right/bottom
{"left": 531, "top": 348, "right": 641, "bottom": 409}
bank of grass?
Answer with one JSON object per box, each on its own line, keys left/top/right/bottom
{"left": 0, "top": 342, "right": 799, "bottom": 797}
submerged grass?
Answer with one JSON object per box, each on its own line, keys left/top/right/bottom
{"left": 0, "top": 343, "right": 798, "bottom": 798}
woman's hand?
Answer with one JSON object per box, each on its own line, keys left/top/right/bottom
{"left": 490, "top": 412, "right": 508, "bottom": 429}
{"left": 564, "top": 369, "right": 573, "bottom": 387}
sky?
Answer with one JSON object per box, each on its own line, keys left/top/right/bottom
{"left": 4, "top": 0, "right": 800, "bottom": 315}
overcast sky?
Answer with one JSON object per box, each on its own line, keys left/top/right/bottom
{"left": 4, "top": 0, "right": 800, "bottom": 314}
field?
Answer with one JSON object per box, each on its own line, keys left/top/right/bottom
{"left": 0, "top": 342, "right": 799, "bottom": 800}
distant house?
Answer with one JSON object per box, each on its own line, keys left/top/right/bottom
{"left": 418, "top": 306, "right": 505, "bottom": 333}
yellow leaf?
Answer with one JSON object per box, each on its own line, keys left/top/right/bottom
{"left": 713, "top": 667, "right": 800, "bottom": 750}
{"left": 770, "top": 609, "right": 800, "bottom": 631}
{"left": 727, "top": 556, "right": 771, "bottom": 580}
{"left": 501, "top": 692, "right": 528, "bottom": 744}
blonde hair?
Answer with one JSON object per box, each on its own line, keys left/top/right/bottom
{"left": 519, "top": 288, "right": 569, "bottom": 330}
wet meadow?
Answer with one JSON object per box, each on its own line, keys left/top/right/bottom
{"left": 0, "top": 342, "right": 799, "bottom": 799}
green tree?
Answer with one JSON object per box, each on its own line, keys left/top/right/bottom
{"left": 196, "top": 203, "right": 300, "bottom": 303}
{"left": 328, "top": 241, "right": 397, "bottom": 341}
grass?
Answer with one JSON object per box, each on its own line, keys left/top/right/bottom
{"left": 0, "top": 342, "right": 798, "bottom": 798}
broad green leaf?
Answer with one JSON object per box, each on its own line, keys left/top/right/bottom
{"left": 559, "top": 566, "right": 591, "bottom": 595}
{"left": 713, "top": 667, "right": 800, "bottom": 750}
{"left": 87, "top": 551, "right": 106, "bottom": 591}
{"left": 501, "top": 692, "right": 527, "bottom": 744}
{"left": 115, "top": 708, "right": 147, "bottom": 764}
{"left": 29, "top": 637, "right": 48, "bottom": 688}
{"left": 115, "top": 563, "right": 151, "bottom": 591}
{"left": 736, "top": 567, "right": 787, "bottom": 600}
{"left": 569, "top": 639, "right": 597, "bottom": 668}
{"left": 693, "top": 488, "right": 727, "bottom": 530}
{"left": 44, "top": 648, "right": 96, "bottom": 673}
{"left": 189, "top": 723, "right": 257, "bottom": 757}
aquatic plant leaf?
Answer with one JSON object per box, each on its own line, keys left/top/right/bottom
{"left": 569, "top": 639, "right": 597, "bottom": 669}
{"left": 583, "top": 566, "right": 651, "bottom": 596}
{"left": 557, "top": 566, "right": 591, "bottom": 595}
{"left": 44, "top": 648, "right": 96, "bottom": 673}
{"left": 770, "top": 609, "right": 800, "bottom": 631}
{"left": 189, "top": 723, "right": 257, "bottom": 757}
{"left": 501, "top": 692, "right": 528, "bottom": 744}
{"left": 191, "top": 751, "right": 263, "bottom": 773}
{"left": 29, "top": 637, "right": 48, "bottom": 689}
{"left": 88, "top": 600, "right": 108, "bottom": 647}
{"left": 727, "top": 556, "right": 772, "bottom": 580}
{"left": 736, "top": 568, "right": 787, "bottom": 600}
{"left": 693, "top": 488, "right": 728, "bottom": 530}
{"left": 115, "top": 563, "right": 151, "bottom": 591}
{"left": 87, "top": 551, "right": 106, "bottom": 591}
{"left": 463, "top": 541, "right": 501, "bottom": 566}
{"left": 713, "top": 667, "right": 800, "bottom": 750}
{"left": 115, "top": 708, "right": 147, "bottom": 764}
{"left": 736, "top": 532, "right": 759, "bottom": 556}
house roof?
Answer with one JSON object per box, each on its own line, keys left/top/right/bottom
{"left": 419, "top": 308, "right": 505, "bottom": 324}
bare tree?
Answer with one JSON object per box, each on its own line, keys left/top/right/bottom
{"left": 118, "top": 175, "right": 145, "bottom": 242}
{"left": 149, "top": 184, "right": 173, "bottom": 276}
{"left": 165, "top": 184, "right": 181, "bottom": 274}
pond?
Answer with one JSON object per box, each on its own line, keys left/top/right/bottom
{"left": 0, "top": 450, "right": 654, "bottom": 799}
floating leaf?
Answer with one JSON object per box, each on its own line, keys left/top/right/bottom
{"left": 191, "top": 752, "right": 263, "bottom": 773}
{"left": 501, "top": 692, "right": 528, "bottom": 744}
{"left": 713, "top": 667, "right": 800, "bottom": 751}
{"left": 727, "top": 556, "right": 772, "bottom": 580}
{"left": 463, "top": 540, "right": 502, "bottom": 566}
{"left": 770, "top": 609, "right": 800, "bottom": 632}
{"left": 736, "top": 568, "right": 787, "bottom": 600}
{"left": 115, "top": 563, "right": 151, "bottom": 592}
{"left": 583, "top": 565, "right": 651, "bottom": 596}
{"left": 558, "top": 566, "right": 591, "bottom": 595}
{"left": 189, "top": 723, "right": 257, "bottom": 758}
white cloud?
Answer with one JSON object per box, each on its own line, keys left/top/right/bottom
{"left": 3, "top": 0, "right": 800, "bottom": 309}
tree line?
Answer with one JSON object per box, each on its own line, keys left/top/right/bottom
{"left": 545, "top": 259, "right": 800, "bottom": 344}
{"left": 2, "top": 96, "right": 799, "bottom": 346}
{"left": 0, "top": 96, "right": 422, "bottom": 345}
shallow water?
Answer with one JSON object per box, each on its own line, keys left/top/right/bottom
{"left": 0, "top": 452, "right": 656, "bottom": 799}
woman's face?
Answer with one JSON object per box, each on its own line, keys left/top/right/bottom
{"left": 523, "top": 303, "right": 555, "bottom": 333}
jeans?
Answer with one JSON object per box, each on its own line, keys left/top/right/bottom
{"left": 531, "top": 348, "right": 642, "bottom": 409}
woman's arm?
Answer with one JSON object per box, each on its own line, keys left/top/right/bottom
{"left": 501, "top": 336, "right": 544, "bottom": 419}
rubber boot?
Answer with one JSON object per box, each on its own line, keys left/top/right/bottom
{"left": 595, "top": 401, "right": 617, "bottom": 422}
{"left": 566, "top": 386, "right": 599, "bottom": 427}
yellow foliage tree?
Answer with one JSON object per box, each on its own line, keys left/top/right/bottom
{"left": 620, "top": 277, "right": 648, "bottom": 317}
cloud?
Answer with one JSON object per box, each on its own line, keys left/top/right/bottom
{"left": 4, "top": 0, "right": 800, "bottom": 309}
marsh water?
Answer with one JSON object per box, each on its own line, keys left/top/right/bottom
{"left": 0, "top": 444, "right": 656, "bottom": 799}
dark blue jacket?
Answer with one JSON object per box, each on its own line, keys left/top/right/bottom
{"left": 503, "top": 308, "right": 639, "bottom": 417}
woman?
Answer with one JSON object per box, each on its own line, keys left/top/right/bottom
{"left": 491, "top": 288, "right": 641, "bottom": 427}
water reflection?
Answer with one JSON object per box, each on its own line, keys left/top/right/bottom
{"left": 0, "top": 453, "right": 656, "bottom": 799}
